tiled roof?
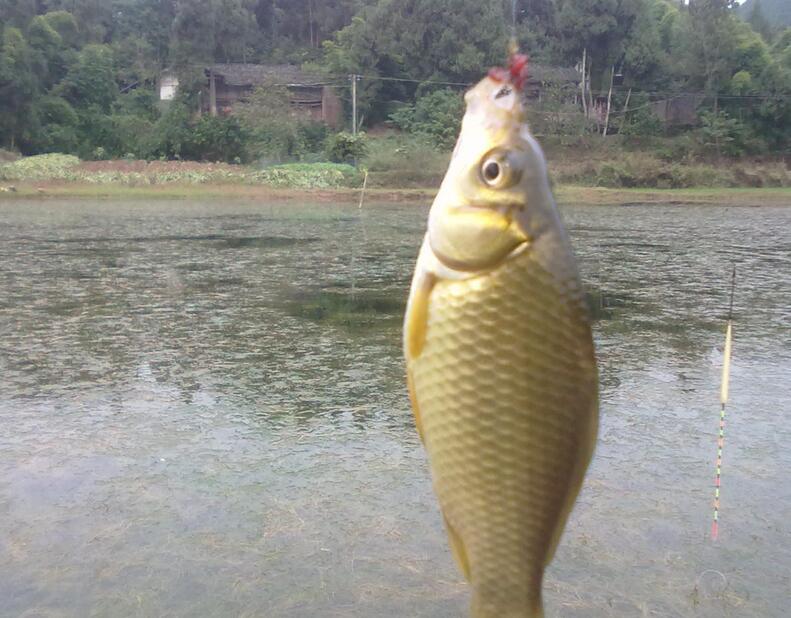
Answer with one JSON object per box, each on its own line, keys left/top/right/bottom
{"left": 207, "top": 64, "right": 327, "bottom": 87}
{"left": 527, "top": 64, "right": 581, "bottom": 84}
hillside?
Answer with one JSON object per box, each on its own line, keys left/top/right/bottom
{"left": 738, "top": 0, "right": 791, "bottom": 28}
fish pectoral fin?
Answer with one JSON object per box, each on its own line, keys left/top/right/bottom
{"left": 443, "top": 513, "right": 471, "bottom": 581}
{"left": 406, "top": 368, "right": 425, "bottom": 443}
{"left": 404, "top": 270, "right": 434, "bottom": 360}
{"left": 404, "top": 268, "right": 435, "bottom": 442}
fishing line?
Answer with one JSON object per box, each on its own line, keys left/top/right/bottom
{"left": 511, "top": 0, "right": 518, "bottom": 43}
{"left": 711, "top": 266, "right": 736, "bottom": 542}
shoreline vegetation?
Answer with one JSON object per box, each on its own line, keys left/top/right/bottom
{"left": 2, "top": 2, "right": 789, "bottom": 207}
{"left": 1, "top": 151, "right": 788, "bottom": 206}
{"left": 2, "top": 180, "right": 790, "bottom": 208}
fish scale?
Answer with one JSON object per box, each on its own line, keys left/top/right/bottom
{"left": 410, "top": 248, "right": 597, "bottom": 618}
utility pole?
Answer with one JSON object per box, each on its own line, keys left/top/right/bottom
{"left": 350, "top": 74, "right": 359, "bottom": 135}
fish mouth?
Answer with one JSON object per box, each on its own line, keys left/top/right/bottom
{"left": 430, "top": 235, "right": 530, "bottom": 273}
{"left": 428, "top": 202, "right": 531, "bottom": 272}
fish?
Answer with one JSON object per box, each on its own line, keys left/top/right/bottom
{"left": 403, "top": 53, "right": 598, "bottom": 618}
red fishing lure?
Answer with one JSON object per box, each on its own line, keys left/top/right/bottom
{"left": 488, "top": 53, "right": 529, "bottom": 90}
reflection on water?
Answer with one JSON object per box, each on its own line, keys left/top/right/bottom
{"left": 0, "top": 200, "right": 789, "bottom": 617}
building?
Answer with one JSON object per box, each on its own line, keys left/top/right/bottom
{"left": 524, "top": 64, "right": 582, "bottom": 102}
{"left": 159, "top": 64, "right": 343, "bottom": 128}
{"left": 649, "top": 94, "right": 705, "bottom": 126}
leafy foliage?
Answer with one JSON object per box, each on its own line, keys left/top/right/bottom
{"left": 699, "top": 110, "right": 750, "bottom": 156}
{"left": 389, "top": 89, "right": 464, "bottom": 148}
{"left": 324, "top": 131, "right": 367, "bottom": 163}
{"left": 184, "top": 115, "right": 249, "bottom": 162}
{"left": 233, "top": 83, "right": 329, "bottom": 162}
{"left": 0, "top": 0, "right": 789, "bottom": 159}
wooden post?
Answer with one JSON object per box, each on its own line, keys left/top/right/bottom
{"left": 622, "top": 87, "right": 632, "bottom": 115}
{"left": 209, "top": 69, "right": 217, "bottom": 117}
{"left": 602, "top": 65, "right": 615, "bottom": 136}
{"left": 581, "top": 48, "right": 588, "bottom": 119}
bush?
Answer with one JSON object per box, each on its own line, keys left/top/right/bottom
{"left": 183, "top": 115, "right": 249, "bottom": 162}
{"left": 233, "top": 83, "right": 329, "bottom": 163}
{"left": 250, "top": 162, "right": 364, "bottom": 188}
{"left": 591, "top": 153, "right": 734, "bottom": 188}
{"left": 324, "top": 131, "right": 367, "bottom": 163}
{"left": 244, "top": 119, "right": 331, "bottom": 163}
{"left": 620, "top": 101, "right": 664, "bottom": 138}
{"left": 0, "top": 148, "right": 20, "bottom": 163}
{"left": 147, "top": 102, "right": 194, "bottom": 160}
{"left": 29, "top": 96, "right": 80, "bottom": 153}
{"left": 361, "top": 133, "right": 449, "bottom": 187}
{"left": 110, "top": 113, "right": 157, "bottom": 160}
{"left": 697, "top": 110, "right": 749, "bottom": 157}
{"left": 0, "top": 153, "right": 80, "bottom": 180}
{"left": 296, "top": 122, "right": 330, "bottom": 158}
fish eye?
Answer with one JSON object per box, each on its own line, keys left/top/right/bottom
{"left": 479, "top": 150, "right": 519, "bottom": 188}
{"left": 483, "top": 160, "right": 501, "bottom": 183}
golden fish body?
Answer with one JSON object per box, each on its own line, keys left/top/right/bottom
{"left": 404, "top": 68, "right": 598, "bottom": 618}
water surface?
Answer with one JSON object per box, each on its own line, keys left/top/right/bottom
{"left": 1, "top": 200, "right": 789, "bottom": 617}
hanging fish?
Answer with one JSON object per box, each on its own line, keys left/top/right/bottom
{"left": 403, "top": 54, "right": 599, "bottom": 618}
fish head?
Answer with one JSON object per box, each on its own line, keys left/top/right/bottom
{"left": 428, "top": 54, "right": 563, "bottom": 273}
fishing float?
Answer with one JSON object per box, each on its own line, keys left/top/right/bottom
{"left": 711, "top": 266, "right": 736, "bottom": 542}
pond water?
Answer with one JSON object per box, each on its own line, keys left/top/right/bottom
{"left": 0, "top": 199, "right": 789, "bottom": 617}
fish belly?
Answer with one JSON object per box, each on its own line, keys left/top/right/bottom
{"left": 411, "top": 249, "right": 597, "bottom": 618}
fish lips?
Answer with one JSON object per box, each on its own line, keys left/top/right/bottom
{"left": 428, "top": 203, "right": 531, "bottom": 273}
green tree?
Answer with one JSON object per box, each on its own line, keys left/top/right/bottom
{"left": 110, "top": 0, "right": 174, "bottom": 62}
{"left": 621, "top": 0, "right": 666, "bottom": 86}
{"left": 510, "top": 0, "right": 558, "bottom": 61}
{"left": 0, "top": 0, "right": 38, "bottom": 28}
{"left": 29, "top": 95, "right": 80, "bottom": 153}
{"left": 747, "top": 0, "right": 772, "bottom": 41}
{"left": 234, "top": 82, "right": 328, "bottom": 161}
{"left": 43, "top": 0, "right": 115, "bottom": 43}
{"left": 170, "top": 0, "right": 259, "bottom": 66}
{"left": 389, "top": 88, "right": 464, "bottom": 148}
{"left": 0, "top": 26, "right": 38, "bottom": 150}
{"left": 59, "top": 44, "right": 117, "bottom": 111}
{"left": 27, "top": 12, "right": 79, "bottom": 91}
{"left": 324, "top": 0, "right": 506, "bottom": 123}
{"left": 773, "top": 28, "right": 791, "bottom": 68}
{"left": 555, "top": 0, "right": 641, "bottom": 88}
{"left": 684, "top": 0, "right": 739, "bottom": 95}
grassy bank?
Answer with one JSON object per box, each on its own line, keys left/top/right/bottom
{"left": 2, "top": 179, "right": 789, "bottom": 207}
{"left": 0, "top": 155, "right": 365, "bottom": 189}
{"left": 1, "top": 149, "right": 789, "bottom": 206}
{"left": 362, "top": 133, "right": 791, "bottom": 190}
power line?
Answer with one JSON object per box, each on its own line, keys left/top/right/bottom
{"left": 355, "top": 74, "right": 472, "bottom": 87}
{"left": 325, "top": 73, "right": 791, "bottom": 100}
{"left": 144, "top": 63, "right": 791, "bottom": 101}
